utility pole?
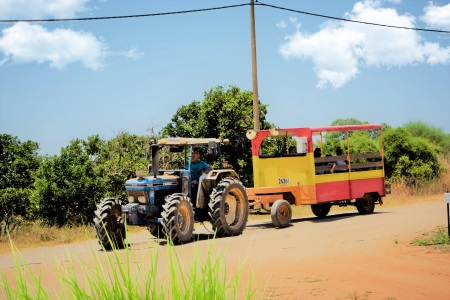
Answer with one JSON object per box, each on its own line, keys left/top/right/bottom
{"left": 250, "top": 0, "right": 260, "bottom": 131}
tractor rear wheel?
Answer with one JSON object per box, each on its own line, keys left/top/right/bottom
{"left": 271, "top": 199, "right": 292, "bottom": 228}
{"left": 94, "top": 198, "right": 125, "bottom": 250}
{"left": 311, "top": 203, "right": 332, "bottom": 218}
{"left": 209, "top": 177, "right": 249, "bottom": 237}
{"left": 161, "top": 193, "right": 194, "bottom": 244}
{"left": 356, "top": 193, "right": 375, "bottom": 214}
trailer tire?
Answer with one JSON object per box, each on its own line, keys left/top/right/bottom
{"left": 209, "top": 177, "right": 249, "bottom": 237}
{"left": 161, "top": 193, "right": 194, "bottom": 244}
{"left": 356, "top": 193, "right": 375, "bottom": 214}
{"left": 311, "top": 203, "right": 331, "bottom": 218}
{"left": 271, "top": 199, "right": 292, "bottom": 228}
{"left": 94, "top": 198, "right": 125, "bottom": 250}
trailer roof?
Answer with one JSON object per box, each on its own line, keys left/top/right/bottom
{"left": 310, "top": 124, "right": 382, "bottom": 133}
{"left": 157, "top": 137, "right": 221, "bottom": 145}
{"left": 246, "top": 124, "right": 382, "bottom": 139}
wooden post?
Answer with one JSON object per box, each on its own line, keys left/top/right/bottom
{"left": 250, "top": 0, "right": 260, "bottom": 131}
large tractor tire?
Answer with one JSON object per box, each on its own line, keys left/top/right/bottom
{"left": 209, "top": 177, "right": 249, "bottom": 237}
{"left": 161, "top": 193, "right": 194, "bottom": 244}
{"left": 271, "top": 199, "right": 292, "bottom": 228}
{"left": 311, "top": 203, "right": 332, "bottom": 218}
{"left": 148, "top": 222, "right": 165, "bottom": 239}
{"left": 356, "top": 193, "right": 375, "bottom": 214}
{"left": 94, "top": 198, "right": 126, "bottom": 250}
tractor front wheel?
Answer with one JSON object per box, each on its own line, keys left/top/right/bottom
{"left": 94, "top": 198, "right": 126, "bottom": 250}
{"left": 148, "top": 222, "right": 165, "bottom": 238}
{"left": 161, "top": 193, "right": 194, "bottom": 244}
{"left": 209, "top": 177, "right": 249, "bottom": 237}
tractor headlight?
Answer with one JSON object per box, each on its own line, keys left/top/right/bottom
{"left": 128, "top": 196, "right": 135, "bottom": 203}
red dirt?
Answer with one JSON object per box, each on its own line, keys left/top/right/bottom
{"left": 1, "top": 199, "right": 449, "bottom": 299}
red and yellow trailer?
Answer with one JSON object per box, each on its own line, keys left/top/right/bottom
{"left": 246, "top": 124, "right": 387, "bottom": 227}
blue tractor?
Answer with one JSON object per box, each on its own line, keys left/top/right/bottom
{"left": 93, "top": 137, "right": 249, "bottom": 249}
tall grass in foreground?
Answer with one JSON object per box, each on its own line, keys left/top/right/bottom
{"left": 1, "top": 230, "right": 259, "bottom": 299}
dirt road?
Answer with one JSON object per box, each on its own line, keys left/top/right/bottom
{"left": 1, "top": 200, "right": 449, "bottom": 299}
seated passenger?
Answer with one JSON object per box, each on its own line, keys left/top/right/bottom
{"left": 330, "top": 146, "right": 347, "bottom": 173}
{"left": 314, "top": 147, "right": 324, "bottom": 174}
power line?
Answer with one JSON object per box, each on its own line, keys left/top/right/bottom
{"left": 0, "top": 3, "right": 250, "bottom": 23}
{"left": 0, "top": 1, "right": 448, "bottom": 35}
{"left": 256, "top": 1, "right": 450, "bottom": 34}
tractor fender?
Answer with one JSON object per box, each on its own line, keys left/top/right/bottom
{"left": 205, "top": 169, "right": 239, "bottom": 181}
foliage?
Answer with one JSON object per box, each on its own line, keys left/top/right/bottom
{"left": 97, "top": 132, "right": 151, "bottom": 198}
{"left": 413, "top": 227, "right": 450, "bottom": 249}
{"left": 162, "top": 85, "right": 272, "bottom": 186}
{"left": 383, "top": 128, "right": 440, "bottom": 185}
{"left": 32, "top": 138, "right": 106, "bottom": 226}
{"left": 402, "top": 121, "right": 450, "bottom": 158}
{"left": 348, "top": 131, "right": 379, "bottom": 154}
{"left": 0, "top": 134, "right": 40, "bottom": 231}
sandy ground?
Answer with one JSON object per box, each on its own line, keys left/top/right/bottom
{"left": 1, "top": 199, "right": 449, "bottom": 299}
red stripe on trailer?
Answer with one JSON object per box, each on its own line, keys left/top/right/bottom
{"left": 316, "top": 177, "right": 385, "bottom": 202}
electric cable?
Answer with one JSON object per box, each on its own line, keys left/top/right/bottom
{"left": 256, "top": 1, "right": 450, "bottom": 34}
{"left": 0, "top": 3, "right": 250, "bottom": 23}
{"left": 0, "top": 1, "right": 448, "bottom": 34}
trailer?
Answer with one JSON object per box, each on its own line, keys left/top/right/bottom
{"left": 245, "top": 124, "right": 388, "bottom": 227}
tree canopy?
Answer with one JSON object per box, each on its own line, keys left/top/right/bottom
{"left": 0, "top": 134, "right": 40, "bottom": 227}
{"left": 162, "top": 85, "right": 272, "bottom": 186}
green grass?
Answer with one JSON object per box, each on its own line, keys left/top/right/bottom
{"left": 412, "top": 227, "right": 450, "bottom": 250}
{"left": 0, "top": 228, "right": 260, "bottom": 299}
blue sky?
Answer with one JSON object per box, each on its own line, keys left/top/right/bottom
{"left": 0, "top": 0, "right": 449, "bottom": 156}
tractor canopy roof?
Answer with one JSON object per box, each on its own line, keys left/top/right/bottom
{"left": 157, "top": 137, "right": 222, "bottom": 146}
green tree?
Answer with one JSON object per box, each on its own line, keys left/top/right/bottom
{"left": 321, "top": 118, "right": 386, "bottom": 155}
{"left": 402, "top": 121, "right": 450, "bottom": 158}
{"left": 162, "top": 85, "right": 272, "bottom": 186}
{"left": 0, "top": 134, "right": 40, "bottom": 228}
{"left": 98, "top": 132, "right": 151, "bottom": 198}
{"left": 383, "top": 128, "right": 440, "bottom": 185}
{"left": 33, "top": 138, "right": 106, "bottom": 226}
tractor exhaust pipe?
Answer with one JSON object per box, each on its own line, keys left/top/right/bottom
{"left": 151, "top": 144, "right": 159, "bottom": 178}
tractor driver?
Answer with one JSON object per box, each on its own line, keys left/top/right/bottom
{"left": 186, "top": 151, "right": 211, "bottom": 205}
{"left": 186, "top": 151, "right": 211, "bottom": 185}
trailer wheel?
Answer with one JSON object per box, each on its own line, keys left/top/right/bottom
{"left": 209, "top": 177, "right": 249, "bottom": 237}
{"left": 271, "top": 199, "right": 292, "bottom": 228}
{"left": 356, "top": 193, "right": 375, "bottom": 214}
{"left": 311, "top": 203, "right": 331, "bottom": 218}
{"left": 161, "top": 193, "right": 194, "bottom": 244}
{"left": 94, "top": 198, "right": 125, "bottom": 250}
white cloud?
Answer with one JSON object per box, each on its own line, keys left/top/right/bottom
{"left": 279, "top": 0, "right": 450, "bottom": 88}
{"left": 122, "top": 47, "right": 143, "bottom": 59}
{"left": 421, "top": 2, "right": 450, "bottom": 30}
{"left": 0, "top": 0, "right": 90, "bottom": 19}
{"left": 0, "top": 22, "right": 107, "bottom": 70}
{"left": 276, "top": 20, "right": 287, "bottom": 29}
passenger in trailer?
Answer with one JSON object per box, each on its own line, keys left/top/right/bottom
{"left": 314, "top": 147, "right": 324, "bottom": 174}
{"left": 330, "top": 146, "right": 347, "bottom": 173}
